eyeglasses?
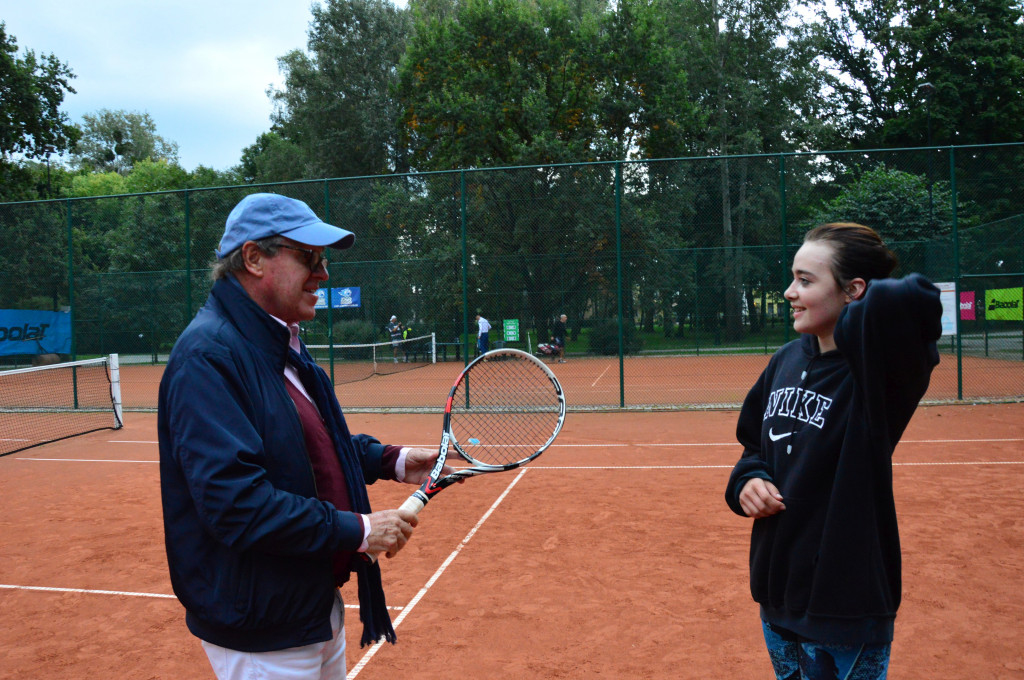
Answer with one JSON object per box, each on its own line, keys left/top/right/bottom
{"left": 278, "top": 244, "right": 328, "bottom": 273}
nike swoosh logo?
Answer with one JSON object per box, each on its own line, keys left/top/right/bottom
{"left": 768, "top": 429, "right": 792, "bottom": 442}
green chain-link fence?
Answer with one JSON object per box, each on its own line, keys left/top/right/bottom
{"left": 2, "top": 144, "right": 1022, "bottom": 410}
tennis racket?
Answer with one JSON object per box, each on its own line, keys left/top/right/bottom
{"left": 368, "top": 347, "right": 565, "bottom": 562}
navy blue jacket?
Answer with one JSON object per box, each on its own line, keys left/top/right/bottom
{"left": 726, "top": 274, "right": 942, "bottom": 644}
{"left": 158, "top": 276, "right": 390, "bottom": 652}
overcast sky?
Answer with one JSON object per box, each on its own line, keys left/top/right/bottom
{"left": 4, "top": 1, "right": 405, "bottom": 172}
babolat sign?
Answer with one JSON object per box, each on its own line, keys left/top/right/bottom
{"left": 984, "top": 287, "right": 1023, "bottom": 321}
{"left": 0, "top": 310, "right": 72, "bottom": 356}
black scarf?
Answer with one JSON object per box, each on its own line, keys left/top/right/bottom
{"left": 290, "top": 347, "right": 397, "bottom": 647}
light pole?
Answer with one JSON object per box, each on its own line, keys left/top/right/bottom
{"left": 42, "top": 144, "right": 56, "bottom": 198}
{"left": 917, "top": 82, "right": 936, "bottom": 226}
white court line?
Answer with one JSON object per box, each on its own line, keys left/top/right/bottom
{"left": 347, "top": 468, "right": 529, "bottom": 680}
{"left": 18, "top": 435, "right": 1024, "bottom": 467}
{"left": 22, "top": 458, "right": 157, "bottom": 463}
{"left": 894, "top": 461, "right": 1024, "bottom": 467}
{"left": 0, "top": 584, "right": 404, "bottom": 611}
{"left": 591, "top": 363, "right": 612, "bottom": 387}
{"left": 0, "top": 584, "right": 176, "bottom": 599}
{"left": 19, "top": 459, "right": 1024, "bottom": 469}
{"left": 540, "top": 440, "right": 1024, "bottom": 447}
{"left": 101, "top": 437, "right": 1024, "bottom": 447}
{"left": 555, "top": 442, "right": 738, "bottom": 447}
{"left": 529, "top": 461, "right": 1024, "bottom": 469}
{"left": 900, "top": 438, "right": 1024, "bottom": 444}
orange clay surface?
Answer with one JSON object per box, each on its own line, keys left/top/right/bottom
{"left": 113, "top": 350, "right": 1024, "bottom": 411}
{"left": 1, "top": 404, "right": 1023, "bottom": 679}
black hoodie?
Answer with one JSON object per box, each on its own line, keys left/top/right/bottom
{"left": 725, "top": 274, "right": 942, "bottom": 644}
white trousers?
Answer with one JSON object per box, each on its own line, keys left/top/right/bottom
{"left": 201, "top": 592, "right": 346, "bottom": 680}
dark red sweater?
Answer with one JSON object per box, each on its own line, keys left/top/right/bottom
{"left": 285, "top": 379, "right": 401, "bottom": 585}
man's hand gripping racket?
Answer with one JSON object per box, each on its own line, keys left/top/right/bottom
{"left": 368, "top": 347, "right": 565, "bottom": 562}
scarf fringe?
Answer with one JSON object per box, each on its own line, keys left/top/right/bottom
{"left": 356, "top": 559, "right": 397, "bottom": 647}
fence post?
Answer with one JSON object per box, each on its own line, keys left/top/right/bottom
{"left": 950, "top": 147, "right": 963, "bottom": 400}
{"left": 151, "top": 294, "right": 158, "bottom": 364}
{"left": 184, "top": 188, "right": 192, "bottom": 324}
{"left": 694, "top": 257, "right": 701, "bottom": 355}
{"left": 615, "top": 162, "right": 625, "bottom": 408}
{"left": 99, "top": 274, "right": 105, "bottom": 356}
{"left": 324, "top": 178, "right": 335, "bottom": 385}
{"left": 779, "top": 154, "right": 790, "bottom": 346}
{"left": 66, "top": 198, "right": 76, "bottom": 361}
{"left": 460, "top": 171, "right": 470, "bottom": 365}
{"left": 762, "top": 286, "right": 768, "bottom": 354}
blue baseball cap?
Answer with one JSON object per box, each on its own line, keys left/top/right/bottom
{"left": 215, "top": 193, "right": 355, "bottom": 258}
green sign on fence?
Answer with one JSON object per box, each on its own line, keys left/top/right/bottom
{"left": 503, "top": 319, "right": 519, "bottom": 342}
{"left": 985, "top": 287, "right": 1023, "bottom": 321}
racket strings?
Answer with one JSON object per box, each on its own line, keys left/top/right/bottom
{"left": 450, "top": 356, "right": 561, "bottom": 466}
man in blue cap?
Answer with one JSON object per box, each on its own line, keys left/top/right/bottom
{"left": 158, "top": 193, "right": 451, "bottom": 679}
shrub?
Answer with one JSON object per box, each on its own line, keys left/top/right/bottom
{"left": 587, "top": 321, "right": 642, "bottom": 355}
{"left": 331, "top": 320, "right": 377, "bottom": 345}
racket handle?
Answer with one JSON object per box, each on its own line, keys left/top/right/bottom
{"left": 363, "top": 491, "right": 428, "bottom": 564}
{"left": 399, "top": 494, "right": 426, "bottom": 515}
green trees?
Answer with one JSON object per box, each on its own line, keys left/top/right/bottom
{"left": 238, "top": 132, "right": 308, "bottom": 184}
{"left": 69, "top": 109, "right": 180, "bottom": 175}
{"left": 4, "top": 0, "right": 1024, "bottom": 354}
{"left": 399, "top": 0, "right": 605, "bottom": 169}
{"left": 270, "top": 0, "right": 412, "bottom": 178}
{"left": 917, "top": 0, "right": 1024, "bottom": 146}
{"left": 664, "top": 0, "right": 835, "bottom": 340}
{"left": 812, "top": 0, "right": 1024, "bottom": 149}
{"left": 0, "top": 23, "right": 81, "bottom": 202}
{"left": 808, "top": 164, "right": 955, "bottom": 241}
{"left": 394, "top": 0, "right": 709, "bottom": 342}
{"left": 811, "top": 0, "right": 1024, "bottom": 232}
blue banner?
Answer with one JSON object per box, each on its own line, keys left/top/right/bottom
{"left": 0, "top": 309, "right": 72, "bottom": 356}
{"left": 314, "top": 287, "right": 361, "bottom": 309}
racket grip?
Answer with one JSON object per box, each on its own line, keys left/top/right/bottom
{"left": 399, "top": 494, "right": 426, "bottom": 515}
{"left": 363, "top": 492, "right": 428, "bottom": 564}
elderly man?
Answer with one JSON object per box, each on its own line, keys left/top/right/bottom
{"left": 552, "top": 314, "right": 568, "bottom": 363}
{"left": 158, "top": 193, "right": 450, "bottom": 679}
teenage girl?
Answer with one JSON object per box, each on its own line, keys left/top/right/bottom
{"left": 725, "top": 223, "right": 943, "bottom": 679}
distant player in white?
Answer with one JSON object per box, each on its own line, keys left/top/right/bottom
{"left": 475, "top": 313, "right": 491, "bottom": 355}
{"left": 388, "top": 315, "right": 403, "bottom": 363}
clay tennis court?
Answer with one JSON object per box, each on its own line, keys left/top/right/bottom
{"left": 113, "top": 350, "right": 1024, "bottom": 410}
{"left": 1, "top": 393, "right": 1023, "bottom": 679}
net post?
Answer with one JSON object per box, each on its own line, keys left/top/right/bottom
{"left": 72, "top": 363, "right": 80, "bottom": 409}
{"left": 431, "top": 332, "right": 437, "bottom": 364}
{"left": 109, "top": 353, "right": 124, "bottom": 428}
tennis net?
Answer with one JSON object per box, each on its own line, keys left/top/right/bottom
{"left": 0, "top": 355, "right": 124, "bottom": 457}
{"left": 307, "top": 333, "right": 436, "bottom": 384}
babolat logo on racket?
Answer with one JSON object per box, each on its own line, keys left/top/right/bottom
{"left": 431, "top": 432, "right": 450, "bottom": 478}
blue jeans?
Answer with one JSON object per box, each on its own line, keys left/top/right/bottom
{"left": 478, "top": 331, "right": 489, "bottom": 354}
{"left": 762, "top": 621, "right": 890, "bottom": 680}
